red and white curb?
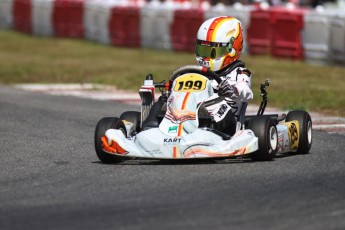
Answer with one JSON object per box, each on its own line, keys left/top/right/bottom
{"left": 15, "top": 83, "right": 142, "bottom": 104}
{"left": 15, "top": 84, "right": 345, "bottom": 134}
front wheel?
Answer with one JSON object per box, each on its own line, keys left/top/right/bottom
{"left": 94, "top": 117, "right": 127, "bottom": 164}
{"left": 247, "top": 116, "right": 278, "bottom": 161}
{"left": 120, "top": 111, "right": 141, "bottom": 135}
{"left": 286, "top": 110, "right": 312, "bottom": 154}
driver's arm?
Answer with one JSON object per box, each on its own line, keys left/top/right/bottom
{"left": 212, "top": 67, "right": 253, "bottom": 102}
{"left": 233, "top": 70, "right": 253, "bottom": 102}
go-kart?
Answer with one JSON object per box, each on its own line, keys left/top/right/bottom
{"left": 94, "top": 65, "right": 312, "bottom": 163}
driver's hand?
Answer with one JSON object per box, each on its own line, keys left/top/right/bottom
{"left": 218, "top": 80, "right": 238, "bottom": 97}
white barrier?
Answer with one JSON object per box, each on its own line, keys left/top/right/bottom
{"left": 204, "top": 4, "right": 228, "bottom": 21}
{"left": 140, "top": 0, "right": 176, "bottom": 50}
{"left": 140, "top": 0, "right": 160, "bottom": 49}
{"left": 0, "top": 0, "right": 13, "bottom": 29}
{"left": 32, "top": 0, "right": 54, "bottom": 36}
{"left": 330, "top": 13, "right": 345, "bottom": 64}
{"left": 302, "top": 9, "right": 345, "bottom": 65}
{"left": 84, "top": 0, "right": 100, "bottom": 42}
{"left": 97, "top": 1, "right": 119, "bottom": 45}
{"left": 84, "top": 0, "right": 128, "bottom": 45}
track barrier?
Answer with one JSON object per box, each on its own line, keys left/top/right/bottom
{"left": 109, "top": 5, "right": 141, "bottom": 47}
{"left": 13, "top": 0, "right": 32, "bottom": 34}
{"left": 53, "top": 0, "right": 84, "bottom": 38}
{"left": 1, "top": 0, "right": 345, "bottom": 64}
{"left": 171, "top": 8, "right": 204, "bottom": 52}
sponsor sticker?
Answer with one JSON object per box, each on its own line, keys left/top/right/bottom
{"left": 163, "top": 137, "right": 182, "bottom": 146}
{"left": 168, "top": 126, "right": 178, "bottom": 133}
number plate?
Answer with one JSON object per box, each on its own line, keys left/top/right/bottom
{"left": 173, "top": 73, "right": 208, "bottom": 92}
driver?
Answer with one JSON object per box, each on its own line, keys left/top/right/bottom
{"left": 196, "top": 16, "right": 253, "bottom": 136}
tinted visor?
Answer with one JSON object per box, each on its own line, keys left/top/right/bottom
{"left": 195, "top": 39, "right": 231, "bottom": 59}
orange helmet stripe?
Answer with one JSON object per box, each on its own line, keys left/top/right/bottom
{"left": 206, "top": 16, "right": 234, "bottom": 42}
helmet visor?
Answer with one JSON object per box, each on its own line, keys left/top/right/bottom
{"left": 196, "top": 40, "right": 231, "bottom": 59}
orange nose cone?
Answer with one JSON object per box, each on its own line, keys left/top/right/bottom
{"left": 101, "top": 135, "right": 127, "bottom": 154}
{"left": 112, "top": 141, "right": 127, "bottom": 155}
{"left": 101, "top": 136, "right": 117, "bottom": 153}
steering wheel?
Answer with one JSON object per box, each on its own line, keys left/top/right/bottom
{"left": 169, "top": 65, "right": 222, "bottom": 84}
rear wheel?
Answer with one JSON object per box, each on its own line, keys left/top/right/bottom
{"left": 94, "top": 117, "right": 126, "bottom": 164}
{"left": 248, "top": 116, "right": 278, "bottom": 161}
{"left": 286, "top": 110, "right": 312, "bottom": 154}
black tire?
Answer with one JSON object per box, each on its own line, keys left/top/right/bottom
{"left": 120, "top": 111, "right": 141, "bottom": 134}
{"left": 94, "top": 117, "right": 127, "bottom": 164}
{"left": 286, "top": 110, "right": 312, "bottom": 154}
{"left": 247, "top": 116, "right": 278, "bottom": 161}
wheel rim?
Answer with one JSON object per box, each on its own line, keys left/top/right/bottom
{"left": 307, "top": 120, "right": 312, "bottom": 145}
{"left": 269, "top": 126, "right": 278, "bottom": 152}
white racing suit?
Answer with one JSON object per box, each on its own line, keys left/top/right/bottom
{"left": 205, "top": 60, "right": 253, "bottom": 136}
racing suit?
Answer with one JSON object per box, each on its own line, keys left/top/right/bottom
{"left": 205, "top": 60, "right": 253, "bottom": 136}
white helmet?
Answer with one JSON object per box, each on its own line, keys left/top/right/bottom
{"left": 196, "top": 16, "right": 243, "bottom": 72}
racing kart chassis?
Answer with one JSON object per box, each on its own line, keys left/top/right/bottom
{"left": 94, "top": 65, "right": 312, "bottom": 163}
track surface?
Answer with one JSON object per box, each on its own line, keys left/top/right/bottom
{"left": 1, "top": 85, "right": 345, "bottom": 230}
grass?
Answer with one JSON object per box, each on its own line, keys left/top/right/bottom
{"left": 0, "top": 30, "right": 344, "bottom": 116}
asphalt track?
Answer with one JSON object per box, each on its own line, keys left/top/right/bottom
{"left": 1, "top": 85, "right": 345, "bottom": 230}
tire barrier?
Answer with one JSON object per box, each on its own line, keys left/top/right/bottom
{"left": 84, "top": 0, "right": 119, "bottom": 45}
{"left": 32, "top": 0, "right": 54, "bottom": 36}
{"left": 1, "top": 0, "right": 345, "bottom": 65}
{"left": 53, "top": 0, "right": 84, "bottom": 38}
{"left": 0, "top": 0, "right": 14, "bottom": 29}
{"left": 247, "top": 7, "right": 272, "bottom": 55}
{"left": 171, "top": 8, "right": 204, "bottom": 52}
{"left": 303, "top": 10, "right": 335, "bottom": 65}
{"left": 271, "top": 7, "right": 306, "bottom": 60}
{"left": 13, "top": 0, "right": 32, "bottom": 34}
{"left": 330, "top": 13, "right": 345, "bottom": 64}
{"left": 140, "top": 0, "right": 175, "bottom": 50}
{"left": 109, "top": 5, "right": 141, "bottom": 47}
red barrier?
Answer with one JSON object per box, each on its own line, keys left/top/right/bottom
{"left": 247, "top": 8, "right": 272, "bottom": 55}
{"left": 171, "top": 9, "right": 204, "bottom": 53}
{"left": 109, "top": 6, "right": 141, "bottom": 48}
{"left": 271, "top": 7, "right": 307, "bottom": 60}
{"left": 13, "top": 0, "right": 32, "bottom": 34}
{"left": 53, "top": 0, "right": 84, "bottom": 38}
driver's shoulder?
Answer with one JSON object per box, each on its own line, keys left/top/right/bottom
{"left": 222, "top": 67, "right": 251, "bottom": 81}
{"left": 217, "top": 60, "right": 251, "bottom": 77}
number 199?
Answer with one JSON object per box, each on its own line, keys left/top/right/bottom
{"left": 177, "top": 80, "right": 203, "bottom": 91}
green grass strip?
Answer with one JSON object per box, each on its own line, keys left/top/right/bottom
{"left": 0, "top": 30, "right": 344, "bottom": 116}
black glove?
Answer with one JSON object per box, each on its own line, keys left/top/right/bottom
{"left": 218, "top": 80, "right": 235, "bottom": 97}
